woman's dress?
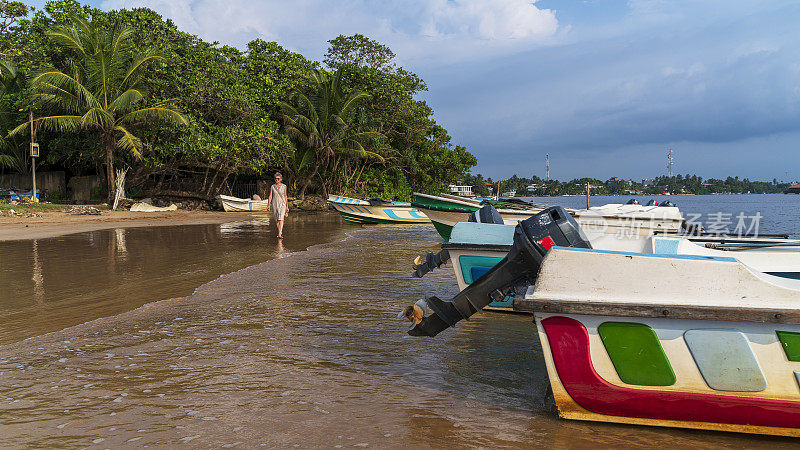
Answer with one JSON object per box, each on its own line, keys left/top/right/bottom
{"left": 271, "top": 184, "right": 287, "bottom": 221}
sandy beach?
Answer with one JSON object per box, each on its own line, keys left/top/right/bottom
{"left": 0, "top": 209, "right": 261, "bottom": 241}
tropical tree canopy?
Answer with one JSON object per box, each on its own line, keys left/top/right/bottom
{"left": 9, "top": 15, "right": 188, "bottom": 200}
{"left": 280, "top": 68, "right": 385, "bottom": 198}
{"left": 1, "top": 1, "right": 475, "bottom": 203}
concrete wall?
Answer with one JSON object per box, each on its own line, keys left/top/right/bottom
{"left": 0, "top": 171, "right": 66, "bottom": 195}
{"left": 67, "top": 175, "right": 103, "bottom": 203}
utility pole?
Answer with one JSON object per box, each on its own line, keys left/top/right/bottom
{"left": 29, "top": 109, "right": 38, "bottom": 203}
{"left": 667, "top": 148, "right": 673, "bottom": 178}
{"left": 586, "top": 182, "right": 590, "bottom": 209}
{"left": 546, "top": 153, "right": 550, "bottom": 181}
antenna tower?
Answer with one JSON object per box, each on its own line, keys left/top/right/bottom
{"left": 667, "top": 148, "right": 673, "bottom": 177}
{"left": 546, "top": 153, "right": 550, "bottom": 181}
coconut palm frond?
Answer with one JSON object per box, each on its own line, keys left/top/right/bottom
{"left": 80, "top": 107, "right": 114, "bottom": 128}
{"left": 121, "top": 51, "right": 166, "bottom": 89}
{"left": 114, "top": 125, "right": 143, "bottom": 158}
{"left": 108, "top": 88, "right": 144, "bottom": 113}
{"left": 32, "top": 71, "right": 100, "bottom": 109}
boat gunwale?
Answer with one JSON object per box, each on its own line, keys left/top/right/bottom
{"left": 441, "top": 242, "right": 512, "bottom": 252}
{"left": 516, "top": 298, "right": 800, "bottom": 324}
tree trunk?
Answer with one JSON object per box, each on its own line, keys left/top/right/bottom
{"left": 103, "top": 134, "right": 115, "bottom": 203}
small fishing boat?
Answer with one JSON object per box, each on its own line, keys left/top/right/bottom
{"left": 218, "top": 194, "right": 270, "bottom": 212}
{"left": 328, "top": 195, "right": 430, "bottom": 224}
{"left": 411, "top": 192, "right": 685, "bottom": 241}
{"left": 434, "top": 219, "right": 800, "bottom": 311}
{"left": 400, "top": 206, "right": 800, "bottom": 436}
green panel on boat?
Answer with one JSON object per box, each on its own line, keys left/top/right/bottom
{"left": 776, "top": 330, "right": 800, "bottom": 362}
{"left": 598, "top": 322, "right": 676, "bottom": 386}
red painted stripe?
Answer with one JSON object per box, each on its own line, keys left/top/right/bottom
{"left": 541, "top": 316, "right": 800, "bottom": 429}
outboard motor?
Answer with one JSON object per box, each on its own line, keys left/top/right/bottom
{"left": 659, "top": 200, "right": 676, "bottom": 207}
{"left": 626, "top": 199, "right": 640, "bottom": 205}
{"left": 468, "top": 204, "right": 504, "bottom": 224}
{"left": 403, "top": 206, "right": 591, "bottom": 337}
{"left": 646, "top": 200, "right": 658, "bottom": 206}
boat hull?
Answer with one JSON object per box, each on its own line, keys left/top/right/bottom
{"left": 516, "top": 246, "right": 800, "bottom": 436}
{"left": 534, "top": 313, "right": 800, "bottom": 436}
{"left": 328, "top": 195, "right": 430, "bottom": 224}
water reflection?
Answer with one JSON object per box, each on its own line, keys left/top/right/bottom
{"left": 0, "top": 212, "right": 343, "bottom": 344}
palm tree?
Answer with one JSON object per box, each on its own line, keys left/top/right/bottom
{"left": 9, "top": 17, "right": 188, "bottom": 201}
{"left": 280, "top": 68, "right": 384, "bottom": 198}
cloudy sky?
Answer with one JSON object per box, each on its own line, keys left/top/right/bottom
{"left": 31, "top": 0, "right": 800, "bottom": 181}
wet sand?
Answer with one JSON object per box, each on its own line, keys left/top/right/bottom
{"left": 0, "top": 209, "right": 261, "bottom": 241}
{"left": 0, "top": 217, "right": 797, "bottom": 447}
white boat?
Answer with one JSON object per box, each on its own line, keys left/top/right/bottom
{"left": 218, "top": 194, "right": 270, "bottom": 212}
{"left": 440, "top": 221, "right": 800, "bottom": 310}
{"left": 411, "top": 192, "right": 685, "bottom": 241}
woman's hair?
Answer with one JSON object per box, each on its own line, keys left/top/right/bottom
{"left": 274, "top": 172, "right": 283, "bottom": 179}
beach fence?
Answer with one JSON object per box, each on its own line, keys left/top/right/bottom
{"left": 0, "top": 171, "right": 66, "bottom": 200}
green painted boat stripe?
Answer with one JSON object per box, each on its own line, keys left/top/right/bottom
{"left": 776, "top": 330, "right": 800, "bottom": 361}
{"left": 598, "top": 322, "right": 676, "bottom": 386}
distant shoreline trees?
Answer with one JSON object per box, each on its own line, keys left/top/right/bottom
{"left": 461, "top": 173, "right": 790, "bottom": 197}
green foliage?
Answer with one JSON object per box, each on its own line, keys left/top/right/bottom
{"left": 0, "top": 58, "right": 28, "bottom": 173}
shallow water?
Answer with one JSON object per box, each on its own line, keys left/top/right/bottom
{"left": 0, "top": 213, "right": 343, "bottom": 344}
{"left": 0, "top": 212, "right": 798, "bottom": 447}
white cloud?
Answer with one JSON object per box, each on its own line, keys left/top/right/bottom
{"left": 100, "top": 0, "right": 559, "bottom": 65}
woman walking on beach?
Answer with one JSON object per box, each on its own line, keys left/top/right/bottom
{"left": 267, "top": 172, "right": 289, "bottom": 239}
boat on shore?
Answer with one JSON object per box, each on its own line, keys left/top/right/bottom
{"left": 328, "top": 195, "right": 430, "bottom": 224}
{"left": 400, "top": 206, "right": 800, "bottom": 436}
{"left": 411, "top": 192, "right": 685, "bottom": 241}
{"left": 218, "top": 194, "right": 270, "bottom": 212}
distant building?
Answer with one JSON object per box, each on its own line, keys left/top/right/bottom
{"left": 500, "top": 189, "right": 517, "bottom": 197}
{"left": 526, "top": 184, "right": 541, "bottom": 191}
{"left": 642, "top": 178, "right": 655, "bottom": 186}
{"left": 449, "top": 185, "right": 474, "bottom": 197}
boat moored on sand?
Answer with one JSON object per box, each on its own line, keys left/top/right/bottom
{"left": 400, "top": 206, "right": 800, "bottom": 437}
{"left": 328, "top": 195, "right": 430, "bottom": 224}
{"left": 218, "top": 194, "right": 270, "bottom": 212}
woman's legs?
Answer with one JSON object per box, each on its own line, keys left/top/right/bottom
{"left": 277, "top": 220, "right": 284, "bottom": 238}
